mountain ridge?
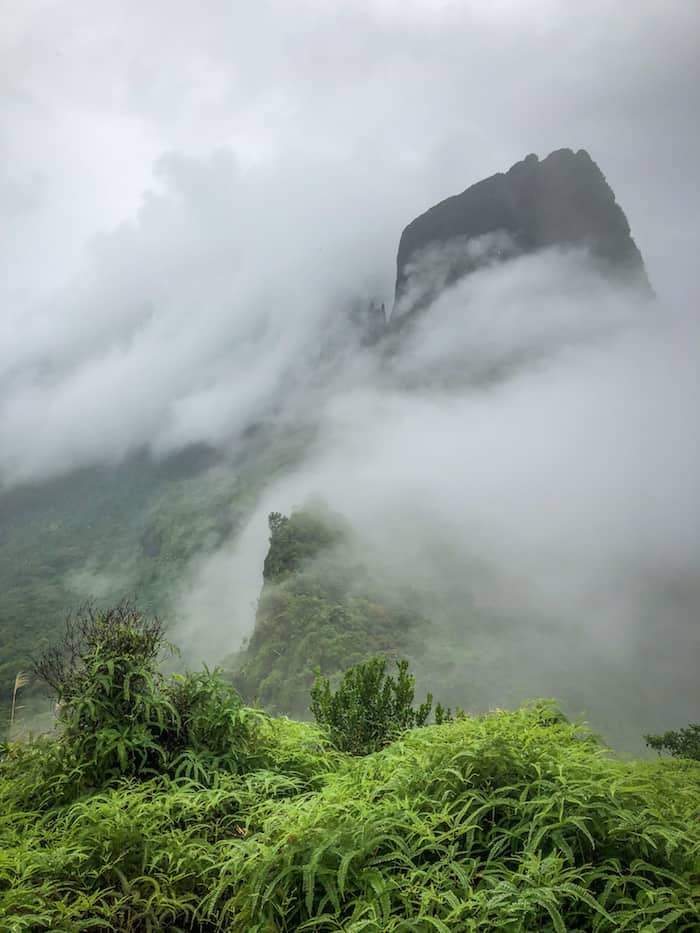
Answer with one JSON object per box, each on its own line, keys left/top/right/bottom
{"left": 393, "top": 147, "right": 651, "bottom": 317}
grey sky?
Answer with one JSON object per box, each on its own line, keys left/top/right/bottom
{"left": 1, "top": 0, "right": 699, "bottom": 482}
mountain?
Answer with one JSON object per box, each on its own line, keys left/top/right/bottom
{"left": 394, "top": 148, "right": 651, "bottom": 316}
{"left": 3, "top": 146, "right": 671, "bottom": 749}
{"left": 229, "top": 506, "right": 429, "bottom": 717}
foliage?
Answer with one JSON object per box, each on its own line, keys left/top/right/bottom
{"left": 1, "top": 702, "right": 699, "bottom": 931}
{"left": 232, "top": 509, "right": 429, "bottom": 716}
{"left": 646, "top": 723, "right": 700, "bottom": 760}
{"left": 29, "top": 604, "right": 258, "bottom": 798}
{"left": 4, "top": 462, "right": 682, "bottom": 756}
{"left": 0, "top": 428, "right": 310, "bottom": 737}
{"left": 311, "top": 656, "right": 446, "bottom": 755}
{"left": 32, "top": 603, "right": 174, "bottom": 789}
{"left": 33, "top": 603, "right": 167, "bottom": 700}
{"left": 262, "top": 507, "right": 345, "bottom": 582}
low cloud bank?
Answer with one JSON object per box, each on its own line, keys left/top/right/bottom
{"left": 176, "top": 249, "right": 699, "bottom": 749}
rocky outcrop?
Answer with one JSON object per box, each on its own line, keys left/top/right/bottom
{"left": 394, "top": 148, "right": 651, "bottom": 315}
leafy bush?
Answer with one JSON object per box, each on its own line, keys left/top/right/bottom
{"left": 30, "top": 604, "right": 256, "bottom": 796}
{"left": 32, "top": 603, "right": 176, "bottom": 786}
{"left": 646, "top": 722, "right": 700, "bottom": 760}
{"left": 164, "top": 669, "right": 262, "bottom": 782}
{"left": 311, "top": 656, "right": 447, "bottom": 755}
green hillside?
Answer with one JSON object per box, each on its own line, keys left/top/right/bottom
{"left": 0, "top": 425, "right": 312, "bottom": 730}
{"left": 225, "top": 507, "right": 671, "bottom": 754}
{"left": 230, "top": 507, "right": 429, "bottom": 715}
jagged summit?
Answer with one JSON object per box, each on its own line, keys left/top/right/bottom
{"left": 394, "top": 148, "right": 651, "bottom": 316}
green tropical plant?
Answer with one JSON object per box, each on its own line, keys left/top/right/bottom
{"left": 32, "top": 603, "right": 177, "bottom": 786}
{"left": 30, "top": 603, "right": 258, "bottom": 795}
{"left": 310, "top": 656, "right": 439, "bottom": 755}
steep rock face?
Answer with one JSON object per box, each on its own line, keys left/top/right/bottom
{"left": 394, "top": 148, "right": 650, "bottom": 315}
{"left": 230, "top": 507, "right": 427, "bottom": 716}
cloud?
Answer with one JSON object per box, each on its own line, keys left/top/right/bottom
{"left": 0, "top": 146, "right": 412, "bottom": 484}
{"left": 391, "top": 245, "right": 652, "bottom": 380}
{"left": 174, "top": 249, "right": 700, "bottom": 749}
{"left": 3, "top": 1, "right": 699, "bottom": 307}
{"left": 2, "top": 1, "right": 699, "bottom": 746}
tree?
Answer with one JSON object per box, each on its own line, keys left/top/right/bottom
{"left": 310, "top": 657, "right": 448, "bottom": 755}
{"left": 645, "top": 723, "right": 700, "bottom": 761}
{"left": 262, "top": 508, "right": 344, "bottom": 581}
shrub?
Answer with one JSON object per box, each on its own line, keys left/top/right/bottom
{"left": 32, "top": 603, "right": 177, "bottom": 785}
{"left": 646, "top": 722, "right": 700, "bottom": 760}
{"left": 310, "top": 656, "right": 439, "bottom": 755}
{"left": 31, "top": 603, "right": 256, "bottom": 793}
{"left": 165, "top": 669, "right": 260, "bottom": 781}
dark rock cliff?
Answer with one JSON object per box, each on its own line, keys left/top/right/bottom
{"left": 394, "top": 148, "right": 651, "bottom": 315}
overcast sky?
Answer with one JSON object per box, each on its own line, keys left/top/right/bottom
{"left": 1, "top": 0, "right": 699, "bottom": 483}
{"left": 3, "top": 1, "right": 699, "bottom": 746}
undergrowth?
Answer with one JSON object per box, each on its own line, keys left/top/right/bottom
{"left": 1, "top": 703, "right": 699, "bottom": 932}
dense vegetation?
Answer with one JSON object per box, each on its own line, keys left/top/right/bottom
{"left": 311, "top": 656, "right": 448, "bottom": 755}
{"left": 1, "top": 607, "right": 699, "bottom": 931}
{"left": 0, "top": 427, "right": 312, "bottom": 734}
{"left": 230, "top": 507, "right": 700, "bottom": 759}
{"left": 0, "top": 449, "right": 231, "bottom": 727}
{"left": 231, "top": 509, "right": 428, "bottom": 716}
{"left": 3, "top": 467, "right": 692, "bottom": 756}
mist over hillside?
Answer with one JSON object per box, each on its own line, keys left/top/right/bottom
{"left": 2, "top": 155, "right": 698, "bottom": 751}
{"left": 4, "top": 8, "right": 700, "bottom": 931}
{"left": 169, "top": 237, "right": 699, "bottom": 751}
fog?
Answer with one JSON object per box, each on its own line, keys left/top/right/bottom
{"left": 0, "top": 148, "right": 404, "bottom": 483}
{"left": 3, "top": 0, "right": 699, "bottom": 486}
{"left": 2, "top": 1, "right": 699, "bottom": 747}
{"left": 173, "top": 249, "right": 699, "bottom": 747}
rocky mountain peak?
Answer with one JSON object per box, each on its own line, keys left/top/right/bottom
{"left": 394, "top": 148, "right": 651, "bottom": 316}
